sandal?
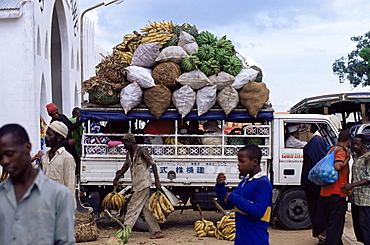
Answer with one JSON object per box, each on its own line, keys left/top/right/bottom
{"left": 150, "top": 231, "right": 165, "bottom": 239}
{"left": 317, "top": 234, "right": 326, "bottom": 241}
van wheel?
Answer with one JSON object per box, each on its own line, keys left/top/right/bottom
{"left": 124, "top": 193, "right": 169, "bottom": 232}
{"left": 275, "top": 189, "right": 311, "bottom": 230}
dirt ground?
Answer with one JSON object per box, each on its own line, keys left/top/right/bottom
{"left": 76, "top": 209, "right": 342, "bottom": 245}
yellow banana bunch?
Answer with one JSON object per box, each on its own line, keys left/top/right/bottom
{"left": 215, "top": 212, "right": 236, "bottom": 241}
{"left": 140, "top": 20, "right": 174, "bottom": 33}
{"left": 149, "top": 191, "right": 175, "bottom": 223}
{"left": 164, "top": 137, "right": 184, "bottom": 145}
{"left": 113, "top": 50, "right": 133, "bottom": 65}
{"left": 114, "top": 31, "right": 142, "bottom": 53}
{"left": 194, "top": 219, "right": 217, "bottom": 237}
{"left": 101, "top": 187, "right": 126, "bottom": 211}
{"left": 140, "top": 32, "right": 172, "bottom": 47}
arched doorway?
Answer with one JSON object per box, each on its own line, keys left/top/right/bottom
{"left": 51, "top": 0, "right": 70, "bottom": 114}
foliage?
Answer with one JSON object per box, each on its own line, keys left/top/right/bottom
{"left": 332, "top": 31, "right": 370, "bottom": 87}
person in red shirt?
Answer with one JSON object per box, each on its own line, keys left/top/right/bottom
{"left": 320, "top": 130, "right": 351, "bottom": 245}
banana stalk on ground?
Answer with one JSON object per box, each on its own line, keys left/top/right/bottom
{"left": 102, "top": 186, "right": 126, "bottom": 211}
{"left": 104, "top": 209, "right": 132, "bottom": 244}
{"left": 149, "top": 190, "right": 175, "bottom": 223}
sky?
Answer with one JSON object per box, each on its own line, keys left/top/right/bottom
{"left": 79, "top": 0, "right": 370, "bottom": 112}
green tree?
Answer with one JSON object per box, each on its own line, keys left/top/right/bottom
{"left": 332, "top": 31, "right": 370, "bottom": 87}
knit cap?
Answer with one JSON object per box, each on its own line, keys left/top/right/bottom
{"left": 49, "top": 121, "right": 68, "bottom": 138}
{"left": 46, "top": 103, "right": 58, "bottom": 114}
{"left": 122, "top": 133, "right": 136, "bottom": 143}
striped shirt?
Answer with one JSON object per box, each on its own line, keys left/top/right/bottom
{"left": 349, "top": 152, "right": 370, "bottom": 206}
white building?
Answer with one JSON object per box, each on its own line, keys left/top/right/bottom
{"left": 0, "top": 0, "right": 102, "bottom": 154}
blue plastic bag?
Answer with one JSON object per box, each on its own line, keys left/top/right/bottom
{"left": 308, "top": 147, "right": 338, "bottom": 186}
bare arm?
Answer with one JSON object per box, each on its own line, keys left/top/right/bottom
{"left": 151, "top": 164, "right": 161, "bottom": 190}
{"left": 335, "top": 147, "right": 350, "bottom": 171}
{"left": 113, "top": 162, "right": 129, "bottom": 187}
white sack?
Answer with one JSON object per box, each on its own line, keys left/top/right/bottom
{"left": 178, "top": 30, "right": 199, "bottom": 55}
{"left": 125, "top": 65, "right": 156, "bottom": 88}
{"left": 217, "top": 85, "right": 239, "bottom": 115}
{"left": 196, "top": 85, "right": 217, "bottom": 116}
{"left": 155, "top": 46, "right": 189, "bottom": 63}
{"left": 176, "top": 70, "right": 210, "bottom": 90}
{"left": 120, "top": 82, "right": 143, "bottom": 114}
{"left": 232, "top": 68, "right": 259, "bottom": 90}
{"left": 130, "top": 42, "right": 160, "bottom": 68}
{"left": 172, "top": 85, "right": 196, "bottom": 118}
{"left": 209, "top": 72, "right": 235, "bottom": 90}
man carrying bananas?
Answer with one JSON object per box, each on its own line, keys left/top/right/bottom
{"left": 113, "top": 133, "right": 165, "bottom": 240}
{"left": 215, "top": 144, "right": 272, "bottom": 245}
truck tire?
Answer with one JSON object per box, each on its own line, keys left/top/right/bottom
{"left": 275, "top": 189, "right": 311, "bottom": 230}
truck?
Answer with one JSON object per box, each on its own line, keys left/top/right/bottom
{"left": 77, "top": 102, "right": 340, "bottom": 231}
{"left": 289, "top": 92, "right": 370, "bottom": 129}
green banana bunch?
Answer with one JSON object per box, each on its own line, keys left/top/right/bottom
{"left": 104, "top": 209, "right": 132, "bottom": 244}
{"left": 213, "top": 36, "right": 235, "bottom": 53}
{"left": 223, "top": 55, "right": 243, "bottom": 76}
{"left": 200, "top": 58, "right": 221, "bottom": 77}
{"left": 197, "top": 44, "right": 215, "bottom": 61}
{"left": 196, "top": 30, "right": 217, "bottom": 46}
{"left": 113, "top": 225, "right": 132, "bottom": 243}
{"left": 180, "top": 54, "right": 201, "bottom": 71}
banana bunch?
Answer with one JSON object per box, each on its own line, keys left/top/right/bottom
{"left": 164, "top": 137, "right": 184, "bottom": 145}
{"left": 149, "top": 191, "right": 175, "bottom": 223}
{"left": 111, "top": 225, "right": 132, "bottom": 244}
{"left": 180, "top": 54, "right": 201, "bottom": 71}
{"left": 223, "top": 55, "right": 243, "bottom": 76}
{"left": 114, "top": 31, "right": 142, "bottom": 53}
{"left": 196, "top": 30, "right": 217, "bottom": 46}
{"left": 194, "top": 219, "right": 217, "bottom": 237}
{"left": 215, "top": 212, "right": 236, "bottom": 241}
{"left": 200, "top": 58, "right": 221, "bottom": 77}
{"left": 140, "top": 32, "right": 173, "bottom": 48}
{"left": 104, "top": 209, "right": 131, "bottom": 244}
{"left": 112, "top": 50, "right": 133, "bottom": 65}
{"left": 140, "top": 20, "right": 174, "bottom": 33}
{"left": 197, "top": 44, "right": 215, "bottom": 61}
{"left": 101, "top": 186, "right": 125, "bottom": 211}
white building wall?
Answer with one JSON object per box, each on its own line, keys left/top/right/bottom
{"left": 0, "top": 0, "right": 101, "bottom": 155}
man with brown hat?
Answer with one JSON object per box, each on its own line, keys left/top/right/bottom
{"left": 41, "top": 121, "right": 76, "bottom": 200}
{"left": 113, "top": 133, "right": 164, "bottom": 240}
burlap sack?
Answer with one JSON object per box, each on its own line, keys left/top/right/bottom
{"left": 152, "top": 62, "right": 181, "bottom": 88}
{"left": 143, "top": 84, "right": 172, "bottom": 119}
{"left": 239, "top": 80, "right": 270, "bottom": 118}
{"left": 217, "top": 85, "right": 239, "bottom": 115}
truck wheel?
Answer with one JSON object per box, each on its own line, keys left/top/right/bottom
{"left": 275, "top": 189, "right": 311, "bottom": 230}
